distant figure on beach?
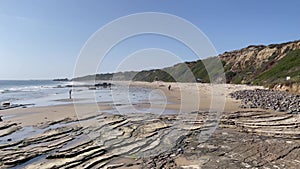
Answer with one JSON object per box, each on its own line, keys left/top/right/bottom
{"left": 69, "top": 89, "right": 72, "bottom": 99}
{"left": 168, "top": 85, "right": 171, "bottom": 91}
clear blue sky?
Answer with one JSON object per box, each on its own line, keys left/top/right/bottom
{"left": 0, "top": 0, "right": 299, "bottom": 80}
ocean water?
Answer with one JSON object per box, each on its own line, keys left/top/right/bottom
{"left": 0, "top": 80, "right": 69, "bottom": 103}
{"left": 0, "top": 80, "right": 167, "bottom": 109}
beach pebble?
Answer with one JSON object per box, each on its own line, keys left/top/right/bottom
{"left": 230, "top": 89, "right": 300, "bottom": 113}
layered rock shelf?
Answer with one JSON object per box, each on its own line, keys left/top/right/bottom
{"left": 1, "top": 109, "right": 300, "bottom": 168}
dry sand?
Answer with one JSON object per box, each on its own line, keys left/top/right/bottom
{"left": 1, "top": 82, "right": 263, "bottom": 127}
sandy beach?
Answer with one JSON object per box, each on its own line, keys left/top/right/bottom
{"left": 1, "top": 82, "right": 300, "bottom": 168}
{"left": 1, "top": 82, "right": 257, "bottom": 127}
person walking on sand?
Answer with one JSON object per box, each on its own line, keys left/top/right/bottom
{"left": 168, "top": 85, "right": 171, "bottom": 91}
{"left": 69, "top": 89, "right": 72, "bottom": 99}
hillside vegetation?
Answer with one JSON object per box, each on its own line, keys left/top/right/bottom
{"left": 73, "top": 40, "right": 300, "bottom": 88}
{"left": 73, "top": 57, "right": 225, "bottom": 83}
{"left": 254, "top": 49, "right": 300, "bottom": 86}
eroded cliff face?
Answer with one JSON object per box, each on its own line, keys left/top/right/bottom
{"left": 219, "top": 40, "right": 300, "bottom": 72}
{"left": 74, "top": 40, "right": 300, "bottom": 86}
{"left": 274, "top": 83, "right": 300, "bottom": 93}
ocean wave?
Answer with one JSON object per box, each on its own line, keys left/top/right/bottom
{"left": 0, "top": 86, "right": 42, "bottom": 94}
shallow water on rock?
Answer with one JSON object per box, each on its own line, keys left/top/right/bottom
{"left": 0, "top": 120, "right": 82, "bottom": 144}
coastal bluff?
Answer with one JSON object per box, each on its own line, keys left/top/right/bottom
{"left": 74, "top": 40, "right": 300, "bottom": 92}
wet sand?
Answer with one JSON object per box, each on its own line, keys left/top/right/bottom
{"left": 1, "top": 82, "right": 257, "bottom": 126}
{"left": 1, "top": 82, "right": 300, "bottom": 168}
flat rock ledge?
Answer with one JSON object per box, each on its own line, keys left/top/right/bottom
{"left": 1, "top": 110, "right": 300, "bottom": 168}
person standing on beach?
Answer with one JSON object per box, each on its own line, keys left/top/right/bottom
{"left": 69, "top": 89, "right": 72, "bottom": 99}
{"left": 168, "top": 85, "right": 171, "bottom": 91}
